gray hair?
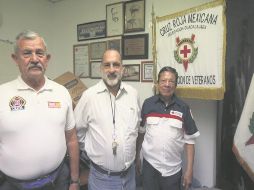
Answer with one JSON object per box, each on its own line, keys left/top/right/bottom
{"left": 102, "top": 49, "right": 122, "bottom": 62}
{"left": 14, "top": 30, "right": 47, "bottom": 53}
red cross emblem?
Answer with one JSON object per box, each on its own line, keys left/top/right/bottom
{"left": 174, "top": 34, "right": 198, "bottom": 72}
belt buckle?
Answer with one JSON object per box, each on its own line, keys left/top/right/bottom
{"left": 92, "top": 162, "right": 128, "bottom": 177}
{"left": 120, "top": 168, "right": 128, "bottom": 178}
{"left": 120, "top": 171, "right": 125, "bottom": 177}
{"left": 106, "top": 169, "right": 117, "bottom": 176}
{"left": 105, "top": 168, "right": 122, "bottom": 177}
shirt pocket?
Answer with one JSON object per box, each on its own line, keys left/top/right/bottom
{"left": 146, "top": 117, "right": 160, "bottom": 125}
{"left": 161, "top": 118, "right": 183, "bottom": 139}
{"left": 120, "top": 105, "right": 138, "bottom": 130}
{"left": 165, "top": 118, "right": 183, "bottom": 129}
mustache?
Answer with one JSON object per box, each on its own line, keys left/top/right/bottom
{"left": 107, "top": 73, "right": 117, "bottom": 78}
{"left": 28, "top": 62, "right": 43, "bottom": 70}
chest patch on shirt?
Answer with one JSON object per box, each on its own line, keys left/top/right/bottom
{"left": 9, "top": 96, "right": 26, "bottom": 111}
{"left": 48, "top": 101, "right": 61, "bottom": 108}
{"left": 170, "top": 110, "right": 183, "bottom": 118}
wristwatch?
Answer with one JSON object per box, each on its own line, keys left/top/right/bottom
{"left": 70, "top": 179, "right": 80, "bottom": 185}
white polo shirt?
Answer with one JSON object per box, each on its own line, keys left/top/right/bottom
{"left": 75, "top": 80, "right": 140, "bottom": 171}
{"left": 0, "top": 76, "right": 75, "bottom": 180}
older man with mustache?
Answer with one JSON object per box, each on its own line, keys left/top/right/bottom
{"left": 75, "top": 49, "right": 141, "bottom": 190}
{"left": 0, "top": 30, "right": 79, "bottom": 190}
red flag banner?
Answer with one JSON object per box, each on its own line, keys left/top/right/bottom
{"left": 233, "top": 74, "right": 254, "bottom": 182}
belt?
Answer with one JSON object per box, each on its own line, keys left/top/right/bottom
{"left": 91, "top": 162, "right": 130, "bottom": 177}
{"left": 5, "top": 161, "right": 64, "bottom": 189}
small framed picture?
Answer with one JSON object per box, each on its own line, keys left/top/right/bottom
{"left": 106, "top": 2, "right": 124, "bottom": 36}
{"left": 122, "top": 34, "right": 148, "bottom": 60}
{"left": 90, "top": 41, "right": 107, "bottom": 60}
{"left": 107, "top": 39, "right": 121, "bottom": 54}
{"left": 141, "top": 61, "right": 154, "bottom": 82}
{"left": 90, "top": 61, "right": 101, "bottom": 79}
{"left": 122, "top": 64, "right": 140, "bottom": 82}
{"left": 73, "top": 44, "right": 90, "bottom": 78}
{"left": 77, "top": 20, "right": 106, "bottom": 41}
{"left": 124, "top": 0, "right": 145, "bottom": 33}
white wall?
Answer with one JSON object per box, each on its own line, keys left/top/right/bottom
{"left": 0, "top": 0, "right": 52, "bottom": 82}
{"left": 0, "top": 0, "right": 217, "bottom": 187}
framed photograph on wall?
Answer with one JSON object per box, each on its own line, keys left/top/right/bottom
{"left": 107, "top": 39, "right": 121, "bottom": 54}
{"left": 141, "top": 61, "right": 154, "bottom": 82}
{"left": 90, "top": 41, "right": 107, "bottom": 60}
{"left": 77, "top": 20, "right": 106, "bottom": 41}
{"left": 90, "top": 61, "right": 101, "bottom": 79}
{"left": 124, "top": 0, "right": 145, "bottom": 33}
{"left": 122, "top": 64, "right": 140, "bottom": 81}
{"left": 73, "top": 44, "right": 90, "bottom": 78}
{"left": 122, "top": 33, "right": 148, "bottom": 59}
{"left": 106, "top": 2, "right": 124, "bottom": 36}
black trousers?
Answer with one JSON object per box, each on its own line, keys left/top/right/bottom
{"left": 142, "top": 159, "right": 182, "bottom": 190}
{"left": 0, "top": 162, "right": 70, "bottom": 190}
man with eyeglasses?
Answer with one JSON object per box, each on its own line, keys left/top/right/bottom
{"left": 136, "top": 66, "right": 200, "bottom": 190}
{"left": 74, "top": 49, "right": 140, "bottom": 190}
{"left": 0, "top": 30, "right": 79, "bottom": 190}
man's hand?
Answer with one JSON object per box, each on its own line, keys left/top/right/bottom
{"left": 69, "top": 183, "right": 80, "bottom": 190}
{"left": 182, "top": 170, "right": 192, "bottom": 190}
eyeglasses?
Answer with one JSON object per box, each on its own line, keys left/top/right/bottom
{"left": 102, "top": 62, "right": 121, "bottom": 69}
{"left": 21, "top": 50, "right": 47, "bottom": 58}
{"left": 159, "top": 79, "right": 176, "bottom": 85}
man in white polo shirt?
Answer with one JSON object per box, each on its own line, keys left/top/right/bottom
{"left": 0, "top": 30, "right": 79, "bottom": 190}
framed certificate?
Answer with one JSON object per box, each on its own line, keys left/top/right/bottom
{"left": 107, "top": 39, "right": 121, "bottom": 54}
{"left": 73, "top": 44, "right": 90, "bottom": 78}
{"left": 90, "top": 41, "right": 107, "bottom": 60}
{"left": 122, "top": 34, "right": 148, "bottom": 59}
{"left": 141, "top": 61, "right": 154, "bottom": 82}
{"left": 90, "top": 61, "right": 101, "bottom": 79}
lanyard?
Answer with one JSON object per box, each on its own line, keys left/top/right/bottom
{"left": 109, "top": 93, "right": 116, "bottom": 127}
{"left": 109, "top": 93, "right": 118, "bottom": 155}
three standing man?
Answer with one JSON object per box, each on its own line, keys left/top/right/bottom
{"left": 0, "top": 30, "right": 199, "bottom": 190}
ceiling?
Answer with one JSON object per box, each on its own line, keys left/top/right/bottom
{"left": 48, "top": 0, "right": 65, "bottom": 3}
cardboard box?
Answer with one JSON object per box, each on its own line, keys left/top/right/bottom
{"left": 54, "top": 72, "right": 87, "bottom": 107}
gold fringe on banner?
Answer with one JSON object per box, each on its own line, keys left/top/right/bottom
{"left": 152, "top": 4, "right": 157, "bottom": 94}
{"left": 175, "top": 87, "right": 225, "bottom": 100}
{"left": 222, "top": 0, "right": 227, "bottom": 99}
